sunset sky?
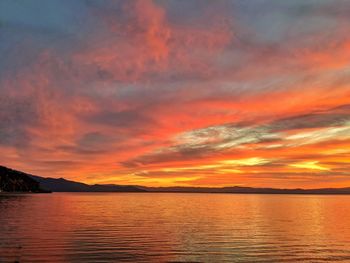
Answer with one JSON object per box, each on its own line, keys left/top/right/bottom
{"left": 1, "top": 0, "right": 350, "bottom": 188}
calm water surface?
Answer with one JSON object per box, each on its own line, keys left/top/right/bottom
{"left": 1, "top": 193, "right": 350, "bottom": 262}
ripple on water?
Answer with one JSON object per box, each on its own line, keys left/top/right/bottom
{"left": 1, "top": 193, "right": 350, "bottom": 262}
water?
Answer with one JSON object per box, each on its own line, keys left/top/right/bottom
{"left": 0, "top": 193, "right": 350, "bottom": 262}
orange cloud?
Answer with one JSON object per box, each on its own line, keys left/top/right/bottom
{"left": 1, "top": 0, "right": 350, "bottom": 188}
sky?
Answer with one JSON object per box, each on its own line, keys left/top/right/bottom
{"left": 1, "top": 0, "right": 350, "bottom": 188}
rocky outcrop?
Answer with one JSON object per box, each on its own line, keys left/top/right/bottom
{"left": 0, "top": 166, "right": 49, "bottom": 193}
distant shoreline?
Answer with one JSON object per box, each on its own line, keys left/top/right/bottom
{"left": 2, "top": 191, "right": 350, "bottom": 195}
{"left": 0, "top": 191, "right": 51, "bottom": 195}
{"left": 2, "top": 165, "right": 350, "bottom": 195}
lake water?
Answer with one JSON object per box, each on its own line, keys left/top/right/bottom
{"left": 1, "top": 193, "right": 350, "bottom": 262}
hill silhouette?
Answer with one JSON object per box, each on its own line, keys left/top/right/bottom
{"left": 30, "top": 175, "right": 146, "bottom": 192}
{"left": 1, "top": 165, "right": 350, "bottom": 194}
{"left": 0, "top": 166, "right": 49, "bottom": 193}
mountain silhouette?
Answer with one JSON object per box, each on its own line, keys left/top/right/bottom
{"left": 0, "top": 166, "right": 49, "bottom": 193}
{"left": 30, "top": 175, "right": 146, "bottom": 192}
{"left": 1, "top": 165, "right": 350, "bottom": 194}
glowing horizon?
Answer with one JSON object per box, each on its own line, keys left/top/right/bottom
{"left": 1, "top": 0, "right": 350, "bottom": 188}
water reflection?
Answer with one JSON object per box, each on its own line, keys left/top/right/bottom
{"left": 1, "top": 193, "right": 350, "bottom": 262}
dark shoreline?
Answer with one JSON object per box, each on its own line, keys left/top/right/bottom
{"left": 2, "top": 165, "right": 350, "bottom": 195}
{"left": 2, "top": 191, "right": 350, "bottom": 195}
{"left": 0, "top": 191, "right": 51, "bottom": 195}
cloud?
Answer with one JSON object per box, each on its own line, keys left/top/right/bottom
{"left": 84, "top": 110, "right": 155, "bottom": 130}
{"left": 120, "top": 103, "right": 350, "bottom": 175}
{"left": 1, "top": 0, "right": 350, "bottom": 187}
{"left": 0, "top": 94, "right": 38, "bottom": 146}
{"left": 72, "top": 132, "right": 115, "bottom": 154}
{"left": 270, "top": 105, "right": 350, "bottom": 131}
{"left": 289, "top": 161, "right": 330, "bottom": 171}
